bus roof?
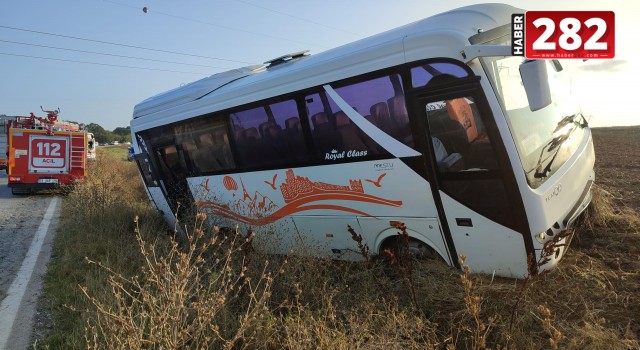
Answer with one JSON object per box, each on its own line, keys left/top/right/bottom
{"left": 132, "top": 3, "right": 519, "bottom": 131}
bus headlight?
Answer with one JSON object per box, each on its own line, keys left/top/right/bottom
{"left": 535, "top": 232, "right": 547, "bottom": 243}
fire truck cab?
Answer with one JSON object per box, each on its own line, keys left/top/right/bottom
{"left": 6, "top": 108, "right": 89, "bottom": 194}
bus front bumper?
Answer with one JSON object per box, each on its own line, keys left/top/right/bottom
{"left": 536, "top": 178, "right": 594, "bottom": 273}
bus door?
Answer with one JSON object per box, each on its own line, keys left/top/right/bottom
{"left": 415, "top": 93, "right": 530, "bottom": 276}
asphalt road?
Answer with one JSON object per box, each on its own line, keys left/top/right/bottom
{"left": 0, "top": 173, "right": 60, "bottom": 350}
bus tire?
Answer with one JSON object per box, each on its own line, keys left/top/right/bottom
{"left": 380, "top": 237, "right": 441, "bottom": 261}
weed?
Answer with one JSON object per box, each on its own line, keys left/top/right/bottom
{"left": 381, "top": 222, "right": 420, "bottom": 312}
{"left": 537, "top": 305, "right": 563, "bottom": 350}
{"left": 458, "top": 255, "right": 496, "bottom": 350}
{"left": 346, "top": 225, "right": 371, "bottom": 267}
{"left": 82, "top": 214, "right": 278, "bottom": 349}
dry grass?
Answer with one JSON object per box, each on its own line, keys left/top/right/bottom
{"left": 579, "top": 185, "right": 640, "bottom": 232}
{"left": 36, "top": 131, "right": 640, "bottom": 349}
{"left": 83, "top": 215, "right": 278, "bottom": 349}
{"left": 37, "top": 151, "right": 167, "bottom": 348}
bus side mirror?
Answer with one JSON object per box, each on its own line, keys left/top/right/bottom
{"left": 519, "top": 60, "right": 552, "bottom": 112}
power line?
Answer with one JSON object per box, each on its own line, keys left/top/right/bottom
{"left": 0, "top": 39, "right": 234, "bottom": 69}
{"left": 0, "top": 25, "right": 256, "bottom": 64}
{"left": 101, "top": 0, "right": 327, "bottom": 50}
{"left": 0, "top": 52, "right": 209, "bottom": 75}
{"left": 233, "top": 0, "right": 361, "bottom": 37}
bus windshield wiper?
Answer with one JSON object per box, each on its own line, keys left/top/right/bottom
{"left": 577, "top": 112, "right": 589, "bottom": 128}
{"left": 534, "top": 144, "right": 561, "bottom": 178}
{"left": 534, "top": 112, "right": 588, "bottom": 179}
{"left": 552, "top": 114, "right": 576, "bottom": 133}
{"left": 533, "top": 127, "right": 573, "bottom": 179}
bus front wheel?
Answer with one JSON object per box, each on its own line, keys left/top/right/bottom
{"left": 380, "top": 237, "right": 442, "bottom": 261}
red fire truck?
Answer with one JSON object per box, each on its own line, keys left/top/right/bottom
{"left": 6, "top": 107, "right": 89, "bottom": 194}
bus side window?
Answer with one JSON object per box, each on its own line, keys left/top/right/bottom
{"left": 370, "top": 102, "right": 397, "bottom": 140}
{"left": 310, "top": 112, "right": 342, "bottom": 157}
{"left": 411, "top": 63, "right": 470, "bottom": 88}
{"left": 238, "top": 127, "right": 265, "bottom": 167}
{"left": 231, "top": 99, "right": 309, "bottom": 169}
{"left": 334, "top": 111, "right": 377, "bottom": 153}
{"left": 266, "top": 100, "right": 310, "bottom": 165}
{"left": 172, "top": 116, "right": 235, "bottom": 175}
{"left": 189, "top": 130, "right": 235, "bottom": 173}
{"left": 330, "top": 74, "right": 413, "bottom": 154}
{"left": 305, "top": 74, "right": 413, "bottom": 161}
{"left": 387, "top": 95, "right": 413, "bottom": 146}
{"left": 212, "top": 130, "right": 234, "bottom": 169}
{"left": 259, "top": 121, "right": 287, "bottom": 164}
{"left": 283, "top": 117, "right": 308, "bottom": 162}
{"left": 157, "top": 145, "right": 183, "bottom": 183}
{"left": 230, "top": 107, "right": 269, "bottom": 168}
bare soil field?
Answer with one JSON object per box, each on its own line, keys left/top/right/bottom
{"left": 567, "top": 126, "right": 640, "bottom": 339}
{"left": 591, "top": 126, "right": 640, "bottom": 209}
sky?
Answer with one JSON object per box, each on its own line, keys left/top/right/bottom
{"left": 1, "top": 0, "right": 638, "bottom": 130}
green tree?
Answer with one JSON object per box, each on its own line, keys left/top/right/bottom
{"left": 86, "top": 123, "right": 111, "bottom": 144}
{"left": 113, "top": 126, "right": 132, "bottom": 143}
{"left": 84, "top": 123, "right": 131, "bottom": 144}
{"left": 85, "top": 123, "right": 105, "bottom": 133}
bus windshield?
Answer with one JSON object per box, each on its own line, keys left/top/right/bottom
{"left": 481, "top": 54, "right": 586, "bottom": 188}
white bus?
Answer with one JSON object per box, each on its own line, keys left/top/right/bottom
{"left": 130, "top": 4, "right": 595, "bottom": 278}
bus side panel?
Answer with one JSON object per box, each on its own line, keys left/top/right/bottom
{"left": 440, "top": 192, "right": 529, "bottom": 278}
{"left": 186, "top": 159, "right": 446, "bottom": 259}
{"left": 290, "top": 216, "right": 363, "bottom": 259}
{"left": 249, "top": 217, "right": 300, "bottom": 255}
{"left": 187, "top": 159, "right": 439, "bottom": 221}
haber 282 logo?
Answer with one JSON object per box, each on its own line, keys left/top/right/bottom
{"left": 512, "top": 11, "right": 615, "bottom": 59}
